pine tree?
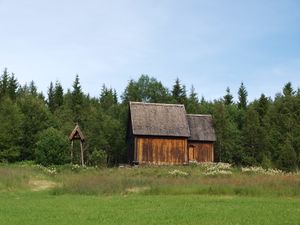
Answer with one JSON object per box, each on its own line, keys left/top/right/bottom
{"left": 47, "top": 82, "right": 55, "bottom": 113}
{"left": 113, "top": 89, "right": 118, "bottom": 104}
{"left": 8, "top": 73, "right": 18, "bottom": 100}
{"left": 71, "top": 75, "right": 84, "bottom": 123}
{"left": 171, "top": 78, "right": 187, "bottom": 104}
{"left": 54, "top": 81, "right": 64, "bottom": 109}
{"left": 29, "top": 81, "right": 38, "bottom": 96}
{"left": 224, "top": 87, "right": 233, "bottom": 105}
{"left": 238, "top": 82, "right": 248, "bottom": 110}
{"left": 100, "top": 84, "right": 117, "bottom": 110}
{"left": 0, "top": 68, "right": 9, "bottom": 98}
{"left": 283, "top": 82, "right": 295, "bottom": 97}
{"left": 186, "top": 85, "right": 200, "bottom": 113}
{"left": 256, "top": 94, "right": 270, "bottom": 123}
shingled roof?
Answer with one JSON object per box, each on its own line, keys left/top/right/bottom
{"left": 129, "top": 102, "right": 190, "bottom": 137}
{"left": 69, "top": 124, "right": 85, "bottom": 141}
{"left": 186, "top": 114, "right": 216, "bottom": 141}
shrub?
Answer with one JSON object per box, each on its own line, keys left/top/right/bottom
{"left": 35, "top": 128, "right": 69, "bottom": 166}
{"left": 89, "top": 149, "right": 107, "bottom": 167}
{"left": 277, "top": 137, "right": 298, "bottom": 172}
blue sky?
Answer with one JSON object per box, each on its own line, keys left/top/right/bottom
{"left": 0, "top": 0, "right": 299, "bottom": 101}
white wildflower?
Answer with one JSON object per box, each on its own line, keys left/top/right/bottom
{"left": 168, "top": 169, "right": 189, "bottom": 177}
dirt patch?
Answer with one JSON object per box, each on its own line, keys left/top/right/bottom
{"left": 126, "top": 186, "right": 150, "bottom": 193}
{"left": 29, "top": 179, "right": 58, "bottom": 191}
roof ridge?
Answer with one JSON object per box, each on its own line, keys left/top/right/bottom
{"left": 129, "top": 101, "right": 184, "bottom": 107}
{"left": 186, "top": 114, "right": 212, "bottom": 117}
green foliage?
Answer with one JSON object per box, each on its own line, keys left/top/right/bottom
{"left": 0, "top": 68, "right": 300, "bottom": 171}
{"left": 277, "top": 136, "right": 297, "bottom": 171}
{"left": 186, "top": 85, "right": 200, "bottom": 113}
{"left": 71, "top": 74, "right": 84, "bottom": 123}
{"left": 238, "top": 82, "right": 248, "bottom": 110}
{"left": 0, "top": 97, "right": 23, "bottom": 162}
{"left": 122, "top": 75, "right": 170, "bottom": 104}
{"left": 35, "top": 128, "right": 69, "bottom": 166}
{"left": 212, "top": 102, "right": 241, "bottom": 163}
{"left": 224, "top": 87, "right": 234, "bottom": 105}
{"left": 89, "top": 149, "right": 107, "bottom": 167}
{"left": 0, "top": 68, "right": 9, "bottom": 98}
{"left": 100, "top": 84, "right": 117, "bottom": 110}
{"left": 47, "top": 81, "right": 55, "bottom": 112}
{"left": 53, "top": 81, "right": 64, "bottom": 109}
{"left": 241, "top": 108, "right": 264, "bottom": 165}
{"left": 18, "top": 95, "right": 54, "bottom": 160}
{"left": 283, "top": 82, "right": 295, "bottom": 97}
{"left": 171, "top": 78, "right": 187, "bottom": 104}
{"left": 0, "top": 68, "right": 19, "bottom": 100}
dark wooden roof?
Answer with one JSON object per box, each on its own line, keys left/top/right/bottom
{"left": 129, "top": 102, "right": 190, "bottom": 137}
{"left": 186, "top": 114, "right": 216, "bottom": 141}
{"left": 69, "top": 124, "right": 85, "bottom": 141}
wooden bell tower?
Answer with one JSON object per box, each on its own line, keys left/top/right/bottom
{"left": 69, "top": 123, "right": 85, "bottom": 166}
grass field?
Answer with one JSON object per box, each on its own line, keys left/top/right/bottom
{"left": 1, "top": 192, "right": 300, "bottom": 225}
{"left": 1, "top": 163, "right": 300, "bottom": 225}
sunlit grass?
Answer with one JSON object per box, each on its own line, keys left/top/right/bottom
{"left": 2, "top": 162, "right": 299, "bottom": 197}
{"left": 1, "top": 192, "right": 300, "bottom": 225}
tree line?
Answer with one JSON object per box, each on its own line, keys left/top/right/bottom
{"left": 0, "top": 68, "right": 299, "bottom": 171}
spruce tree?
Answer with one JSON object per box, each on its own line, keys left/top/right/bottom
{"left": 100, "top": 84, "right": 117, "bottom": 110}
{"left": 238, "top": 82, "right": 248, "bottom": 110}
{"left": 71, "top": 75, "right": 83, "bottom": 123}
{"left": 256, "top": 94, "right": 270, "bottom": 123}
{"left": 0, "top": 68, "right": 9, "bottom": 98}
{"left": 54, "top": 81, "right": 64, "bottom": 109}
{"left": 29, "top": 81, "right": 38, "bottom": 96}
{"left": 283, "top": 82, "right": 295, "bottom": 97}
{"left": 171, "top": 78, "right": 187, "bottom": 104}
{"left": 224, "top": 87, "right": 233, "bottom": 105}
{"left": 8, "top": 73, "right": 18, "bottom": 100}
{"left": 186, "top": 85, "right": 200, "bottom": 113}
{"left": 47, "top": 82, "right": 55, "bottom": 113}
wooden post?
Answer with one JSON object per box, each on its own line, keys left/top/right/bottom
{"left": 71, "top": 140, "right": 74, "bottom": 164}
{"left": 80, "top": 141, "right": 84, "bottom": 166}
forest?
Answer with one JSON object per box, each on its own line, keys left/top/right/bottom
{"left": 0, "top": 68, "right": 299, "bottom": 171}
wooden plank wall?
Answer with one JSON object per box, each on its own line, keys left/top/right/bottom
{"left": 189, "top": 142, "right": 214, "bottom": 162}
{"left": 135, "top": 137, "right": 187, "bottom": 164}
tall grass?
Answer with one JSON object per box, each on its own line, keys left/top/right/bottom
{"left": 51, "top": 166, "right": 300, "bottom": 197}
{"left": 0, "top": 166, "right": 31, "bottom": 190}
{"left": 1, "top": 163, "right": 300, "bottom": 197}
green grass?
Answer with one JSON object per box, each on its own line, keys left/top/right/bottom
{"left": 1, "top": 163, "right": 300, "bottom": 197}
{"left": 1, "top": 192, "right": 300, "bottom": 225}
{"left": 1, "top": 163, "right": 300, "bottom": 224}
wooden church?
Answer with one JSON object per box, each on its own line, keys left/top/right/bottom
{"left": 126, "top": 102, "right": 216, "bottom": 165}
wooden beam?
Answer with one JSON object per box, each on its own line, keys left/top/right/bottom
{"left": 71, "top": 140, "right": 73, "bottom": 164}
{"left": 80, "top": 141, "right": 84, "bottom": 166}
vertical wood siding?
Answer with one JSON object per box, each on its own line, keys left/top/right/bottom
{"left": 135, "top": 137, "right": 187, "bottom": 164}
{"left": 188, "top": 142, "right": 214, "bottom": 162}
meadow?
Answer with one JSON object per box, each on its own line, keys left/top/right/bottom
{"left": 1, "top": 162, "right": 300, "bottom": 225}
